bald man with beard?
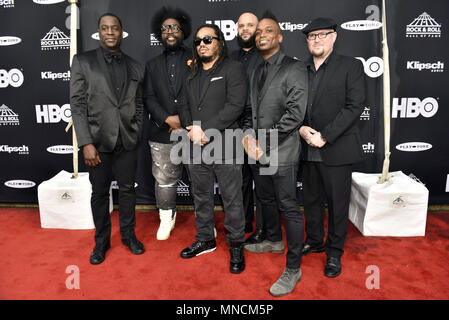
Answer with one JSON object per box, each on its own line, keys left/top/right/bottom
{"left": 230, "top": 12, "right": 266, "bottom": 242}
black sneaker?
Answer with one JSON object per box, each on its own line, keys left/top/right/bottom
{"left": 180, "top": 240, "right": 216, "bottom": 259}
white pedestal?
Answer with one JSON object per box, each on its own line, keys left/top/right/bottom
{"left": 349, "top": 171, "right": 428, "bottom": 237}
{"left": 38, "top": 170, "right": 113, "bottom": 230}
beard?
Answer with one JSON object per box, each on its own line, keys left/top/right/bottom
{"left": 237, "top": 33, "right": 256, "bottom": 49}
{"left": 199, "top": 54, "right": 214, "bottom": 63}
{"left": 162, "top": 36, "right": 183, "bottom": 51}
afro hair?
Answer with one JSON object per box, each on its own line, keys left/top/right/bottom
{"left": 151, "top": 6, "right": 192, "bottom": 42}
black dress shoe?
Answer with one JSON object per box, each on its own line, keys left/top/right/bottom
{"left": 244, "top": 229, "right": 265, "bottom": 245}
{"left": 302, "top": 243, "right": 325, "bottom": 255}
{"left": 324, "top": 256, "right": 342, "bottom": 278}
{"left": 180, "top": 240, "right": 216, "bottom": 259}
{"left": 229, "top": 243, "right": 245, "bottom": 274}
{"left": 122, "top": 237, "right": 145, "bottom": 255}
{"left": 90, "top": 242, "right": 110, "bottom": 265}
{"left": 244, "top": 222, "right": 254, "bottom": 233}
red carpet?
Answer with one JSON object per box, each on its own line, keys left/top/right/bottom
{"left": 1, "top": 208, "right": 449, "bottom": 300}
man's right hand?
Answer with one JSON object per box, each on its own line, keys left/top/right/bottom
{"left": 83, "top": 144, "right": 101, "bottom": 168}
{"left": 165, "top": 115, "right": 182, "bottom": 133}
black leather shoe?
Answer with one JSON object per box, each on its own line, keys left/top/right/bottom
{"left": 180, "top": 240, "right": 216, "bottom": 259}
{"left": 229, "top": 243, "right": 245, "bottom": 274}
{"left": 302, "top": 243, "right": 325, "bottom": 255}
{"left": 324, "top": 256, "right": 342, "bottom": 278}
{"left": 244, "top": 229, "right": 265, "bottom": 245}
{"left": 244, "top": 222, "right": 253, "bottom": 233}
{"left": 90, "top": 242, "right": 110, "bottom": 265}
{"left": 122, "top": 237, "right": 145, "bottom": 255}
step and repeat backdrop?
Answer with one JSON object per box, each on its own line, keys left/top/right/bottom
{"left": 1, "top": 0, "right": 448, "bottom": 205}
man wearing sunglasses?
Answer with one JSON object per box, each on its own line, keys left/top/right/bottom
{"left": 241, "top": 11, "right": 307, "bottom": 297}
{"left": 299, "top": 17, "right": 366, "bottom": 278}
{"left": 177, "top": 24, "right": 248, "bottom": 274}
{"left": 143, "top": 7, "right": 192, "bottom": 241}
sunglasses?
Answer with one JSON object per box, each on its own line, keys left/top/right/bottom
{"left": 161, "top": 24, "right": 181, "bottom": 33}
{"left": 194, "top": 35, "right": 219, "bottom": 46}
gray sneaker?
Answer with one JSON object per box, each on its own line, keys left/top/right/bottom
{"left": 244, "top": 240, "right": 284, "bottom": 254}
{"left": 269, "top": 267, "right": 302, "bottom": 297}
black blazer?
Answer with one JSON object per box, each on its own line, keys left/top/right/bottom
{"left": 178, "top": 57, "right": 248, "bottom": 161}
{"left": 143, "top": 46, "right": 192, "bottom": 143}
{"left": 301, "top": 52, "right": 366, "bottom": 166}
{"left": 70, "top": 47, "right": 144, "bottom": 152}
{"left": 243, "top": 51, "right": 308, "bottom": 166}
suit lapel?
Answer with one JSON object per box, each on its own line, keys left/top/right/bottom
{"left": 96, "top": 48, "right": 117, "bottom": 103}
{"left": 199, "top": 71, "right": 212, "bottom": 104}
{"left": 258, "top": 52, "right": 284, "bottom": 102}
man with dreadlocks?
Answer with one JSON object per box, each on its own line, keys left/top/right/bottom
{"left": 143, "top": 7, "right": 192, "bottom": 240}
{"left": 177, "top": 24, "right": 248, "bottom": 274}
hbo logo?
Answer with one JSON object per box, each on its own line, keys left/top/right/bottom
{"left": 356, "top": 57, "right": 383, "bottom": 78}
{"left": 0, "top": 68, "right": 24, "bottom": 88}
{"left": 205, "top": 20, "right": 237, "bottom": 41}
{"left": 392, "top": 97, "right": 438, "bottom": 118}
{"left": 35, "top": 104, "right": 71, "bottom": 123}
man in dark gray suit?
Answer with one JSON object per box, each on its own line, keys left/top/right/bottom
{"left": 177, "top": 24, "right": 248, "bottom": 274}
{"left": 242, "top": 12, "right": 307, "bottom": 297}
{"left": 70, "top": 13, "right": 145, "bottom": 265}
{"left": 299, "top": 18, "right": 366, "bottom": 278}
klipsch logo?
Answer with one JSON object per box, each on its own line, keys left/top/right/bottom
{"left": 360, "top": 107, "right": 371, "bottom": 121}
{"left": 4, "top": 180, "right": 36, "bottom": 189}
{"left": 0, "top": 36, "right": 21, "bottom": 46}
{"left": 35, "top": 104, "right": 71, "bottom": 123}
{"left": 41, "top": 71, "right": 70, "bottom": 81}
{"left": 0, "top": 68, "right": 24, "bottom": 88}
{"left": 41, "top": 27, "right": 70, "bottom": 50}
{"left": 0, "top": 104, "right": 19, "bottom": 125}
{"left": 363, "top": 142, "right": 375, "bottom": 154}
{"left": 0, "top": 145, "right": 29, "bottom": 154}
{"left": 406, "top": 60, "right": 444, "bottom": 73}
{"left": 177, "top": 180, "right": 190, "bottom": 196}
{"left": 406, "top": 12, "right": 441, "bottom": 38}
{"left": 0, "top": 0, "right": 14, "bottom": 8}
{"left": 33, "top": 0, "right": 65, "bottom": 4}
{"left": 396, "top": 142, "right": 432, "bottom": 152}
{"left": 392, "top": 97, "right": 438, "bottom": 118}
{"left": 47, "top": 145, "right": 75, "bottom": 154}
{"left": 279, "top": 22, "right": 307, "bottom": 32}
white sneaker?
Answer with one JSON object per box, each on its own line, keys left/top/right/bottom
{"left": 157, "top": 209, "right": 176, "bottom": 240}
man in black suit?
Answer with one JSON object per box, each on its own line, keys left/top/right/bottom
{"left": 178, "top": 24, "right": 248, "bottom": 274}
{"left": 143, "top": 7, "right": 192, "bottom": 241}
{"left": 230, "top": 12, "right": 267, "bottom": 243}
{"left": 299, "top": 18, "right": 366, "bottom": 278}
{"left": 242, "top": 12, "right": 308, "bottom": 297}
{"left": 70, "top": 13, "right": 145, "bottom": 265}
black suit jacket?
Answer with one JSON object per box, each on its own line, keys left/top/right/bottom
{"left": 143, "top": 46, "right": 192, "bottom": 143}
{"left": 178, "top": 57, "right": 248, "bottom": 161}
{"left": 243, "top": 51, "right": 308, "bottom": 166}
{"left": 301, "top": 52, "right": 366, "bottom": 166}
{"left": 70, "top": 47, "right": 144, "bottom": 152}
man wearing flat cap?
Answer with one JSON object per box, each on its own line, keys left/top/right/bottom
{"left": 299, "top": 17, "right": 366, "bottom": 277}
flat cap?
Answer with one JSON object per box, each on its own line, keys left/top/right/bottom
{"left": 302, "top": 17, "right": 337, "bottom": 34}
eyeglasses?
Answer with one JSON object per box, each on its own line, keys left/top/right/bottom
{"left": 161, "top": 24, "right": 181, "bottom": 33}
{"left": 306, "top": 31, "right": 335, "bottom": 41}
{"left": 194, "top": 35, "right": 219, "bottom": 46}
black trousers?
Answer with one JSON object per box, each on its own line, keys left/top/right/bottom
{"left": 302, "top": 161, "right": 352, "bottom": 258}
{"left": 251, "top": 164, "right": 303, "bottom": 269}
{"left": 187, "top": 163, "right": 245, "bottom": 244}
{"left": 88, "top": 141, "right": 138, "bottom": 248}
